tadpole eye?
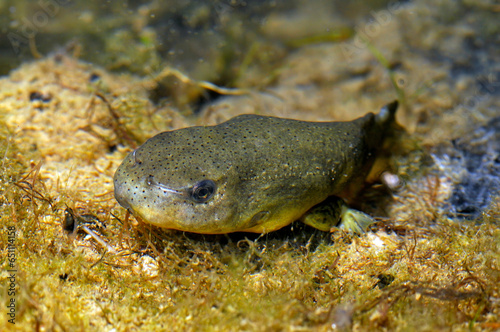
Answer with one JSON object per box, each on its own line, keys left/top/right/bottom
{"left": 190, "top": 180, "right": 216, "bottom": 203}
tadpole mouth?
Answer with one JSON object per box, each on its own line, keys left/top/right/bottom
{"left": 147, "top": 175, "right": 186, "bottom": 196}
{"left": 113, "top": 180, "right": 131, "bottom": 210}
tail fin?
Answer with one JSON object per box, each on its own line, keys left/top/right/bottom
{"left": 376, "top": 100, "right": 398, "bottom": 128}
{"left": 360, "top": 100, "right": 399, "bottom": 149}
{"left": 364, "top": 100, "right": 402, "bottom": 184}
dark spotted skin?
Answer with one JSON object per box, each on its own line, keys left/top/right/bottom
{"left": 114, "top": 101, "right": 398, "bottom": 234}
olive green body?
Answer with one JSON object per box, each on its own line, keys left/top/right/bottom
{"left": 114, "top": 102, "right": 398, "bottom": 234}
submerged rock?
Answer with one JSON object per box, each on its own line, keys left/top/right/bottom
{"left": 434, "top": 117, "right": 500, "bottom": 219}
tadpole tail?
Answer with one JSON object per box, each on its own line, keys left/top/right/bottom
{"left": 376, "top": 100, "right": 399, "bottom": 128}
{"left": 359, "top": 100, "right": 401, "bottom": 156}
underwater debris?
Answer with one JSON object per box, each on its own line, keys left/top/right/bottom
{"left": 63, "top": 207, "right": 114, "bottom": 253}
{"left": 29, "top": 91, "right": 52, "bottom": 103}
{"left": 63, "top": 207, "right": 105, "bottom": 234}
{"left": 374, "top": 273, "right": 396, "bottom": 289}
{"left": 89, "top": 72, "right": 101, "bottom": 82}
